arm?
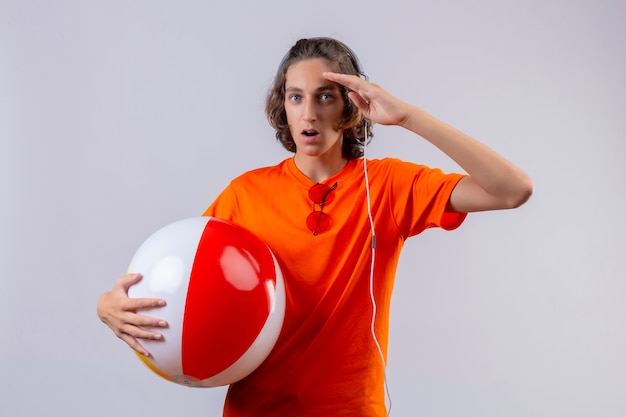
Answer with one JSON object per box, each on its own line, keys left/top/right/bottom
{"left": 323, "top": 72, "right": 533, "bottom": 212}
{"left": 97, "top": 273, "right": 168, "bottom": 357}
{"left": 400, "top": 106, "right": 533, "bottom": 212}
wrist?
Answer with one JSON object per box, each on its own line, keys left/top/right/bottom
{"left": 400, "top": 105, "right": 435, "bottom": 137}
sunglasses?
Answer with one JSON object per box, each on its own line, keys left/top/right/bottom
{"left": 306, "top": 182, "right": 338, "bottom": 235}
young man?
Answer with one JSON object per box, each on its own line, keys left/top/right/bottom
{"left": 98, "top": 37, "right": 533, "bottom": 416}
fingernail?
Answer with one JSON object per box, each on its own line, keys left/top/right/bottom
{"left": 156, "top": 299, "right": 166, "bottom": 306}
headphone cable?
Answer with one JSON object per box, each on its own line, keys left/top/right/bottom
{"left": 363, "top": 120, "right": 392, "bottom": 416}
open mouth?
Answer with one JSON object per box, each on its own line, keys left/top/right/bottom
{"left": 302, "top": 130, "right": 319, "bottom": 137}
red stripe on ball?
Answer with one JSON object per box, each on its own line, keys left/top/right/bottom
{"left": 181, "top": 218, "right": 276, "bottom": 379}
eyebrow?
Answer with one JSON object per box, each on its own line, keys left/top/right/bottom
{"left": 285, "top": 84, "right": 339, "bottom": 93}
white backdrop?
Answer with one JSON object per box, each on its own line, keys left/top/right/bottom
{"left": 1, "top": 1, "right": 625, "bottom": 416}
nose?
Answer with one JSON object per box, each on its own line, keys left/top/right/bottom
{"left": 302, "top": 98, "right": 317, "bottom": 122}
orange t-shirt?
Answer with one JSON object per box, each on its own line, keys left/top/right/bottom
{"left": 203, "top": 157, "right": 466, "bottom": 417}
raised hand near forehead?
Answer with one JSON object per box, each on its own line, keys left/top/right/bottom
{"left": 323, "top": 72, "right": 410, "bottom": 127}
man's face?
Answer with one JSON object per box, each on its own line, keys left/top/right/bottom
{"left": 284, "top": 58, "right": 345, "bottom": 159}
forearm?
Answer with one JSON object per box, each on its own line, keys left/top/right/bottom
{"left": 400, "top": 105, "right": 533, "bottom": 208}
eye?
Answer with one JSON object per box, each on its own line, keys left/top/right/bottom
{"left": 320, "top": 93, "right": 333, "bottom": 102}
{"left": 288, "top": 94, "right": 301, "bottom": 102}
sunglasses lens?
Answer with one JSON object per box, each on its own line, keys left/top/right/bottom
{"left": 308, "top": 183, "right": 335, "bottom": 205}
{"left": 306, "top": 211, "right": 330, "bottom": 234}
{"left": 307, "top": 182, "right": 337, "bottom": 235}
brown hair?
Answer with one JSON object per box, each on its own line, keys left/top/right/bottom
{"left": 265, "top": 37, "right": 372, "bottom": 159}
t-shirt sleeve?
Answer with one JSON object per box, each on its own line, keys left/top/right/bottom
{"left": 202, "top": 182, "right": 240, "bottom": 222}
{"left": 387, "top": 159, "right": 467, "bottom": 238}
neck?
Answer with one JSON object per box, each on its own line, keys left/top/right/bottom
{"left": 293, "top": 153, "right": 348, "bottom": 183}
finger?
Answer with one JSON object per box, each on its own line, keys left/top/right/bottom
{"left": 122, "top": 311, "right": 168, "bottom": 329}
{"left": 122, "top": 296, "right": 167, "bottom": 312}
{"left": 347, "top": 91, "right": 370, "bottom": 113}
{"left": 116, "top": 273, "right": 167, "bottom": 311}
{"left": 120, "top": 321, "right": 166, "bottom": 340}
{"left": 119, "top": 333, "right": 153, "bottom": 357}
{"left": 115, "top": 273, "right": 143, "bottom": 293}
{"left": 323, "top": 71, "right": 365, "bottom": 91}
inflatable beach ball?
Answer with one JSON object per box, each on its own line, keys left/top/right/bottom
{"left": 127, "top": 217, "right": 285, "bottom": 387}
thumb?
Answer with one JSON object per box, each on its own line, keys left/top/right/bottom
{"left": 117, "top": 273, "right": 143, "bottom": 293}
{"left": 347, "top": 91, "right": 369, "bottom": 114}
